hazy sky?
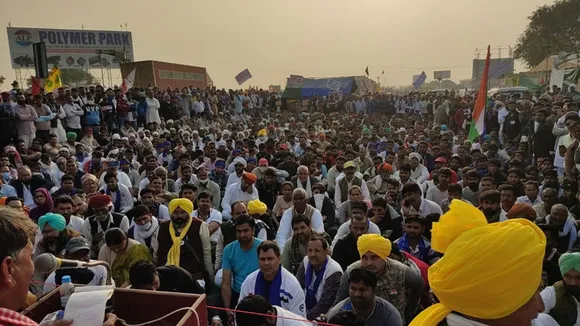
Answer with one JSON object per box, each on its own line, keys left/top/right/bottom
{"left": 0, "top": 0, "right": 554, "bottom": 89}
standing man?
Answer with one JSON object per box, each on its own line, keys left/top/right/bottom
{"left": 239, "top": 241, "right": 306, "bottom": 317}
{"left": 63, "top": 94, "right": 84, "bottom": 141}
{"left": 32, "top": 94, "right": 53, "bottom": 143}
{"left": 14, "top": 93, "right": 38, "bottom": 148}
{"left": 156, "top": 198, "right": 213, "bottom": 283}
{"left": 502, "top": 100, "right": 521, "bottom": 146}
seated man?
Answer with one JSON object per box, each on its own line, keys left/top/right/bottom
{"left": 220, "top": 215, "right": 262, "bottom": 317}
{"left": 540, "top": 251, "right": 580, "bottom": 326}
{"left": 43, "top": 237, "right": 114, "bottom": 294}
{"left": 394, "top": 217, "right": 441, "bottom": 266}
{"left": 281, "top": 215, "right": 313, "bottom": 275}
{"left": 239, "top": 241, "right": 305, "bottom": 317}
{"left": 127, "top": 205, "right": 160, "bottom": 262}
{"left": 332, "top": 201, "right": 374, "bottom": 271}
{"left": 327, "top": 268, "right": 403, "bottom": 326}
{"left": 129, "top": 260, "right": 204, "bottom": 294}
{"left": 295, "top": 234, "right": 343, "bottom": 320}
{"left": 276, "top": 188, "right": 324, "bottom": 251}
{"left": 99, "top": 172, "right": 134, "bottom": 214}
{"left": 236, "top": 295, "right": 312, "bottom": 326}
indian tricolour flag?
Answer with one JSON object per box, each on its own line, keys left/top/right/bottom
{"left": 468, "top": 46, "right": 491, "bottom": 141}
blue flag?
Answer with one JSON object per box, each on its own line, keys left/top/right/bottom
{"left": 412, "top": 71, "right": 427, "bottom": 89}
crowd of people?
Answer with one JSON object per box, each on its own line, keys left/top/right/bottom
{"left": 0, "top": 79, "right": 579, "bottom": 326}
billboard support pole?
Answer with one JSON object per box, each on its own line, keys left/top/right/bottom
{"left": 14, "top": 69, "right": 23, "bottom": 89}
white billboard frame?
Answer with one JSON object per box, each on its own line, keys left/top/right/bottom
{"left": 7, "top": 27, "right": 134, "bottom": 70}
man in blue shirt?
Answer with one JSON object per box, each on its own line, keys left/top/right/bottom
{"left": 221, "top": 215, "right": 262, "bottom": 316}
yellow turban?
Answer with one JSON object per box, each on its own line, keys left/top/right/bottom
{"left": 410, "top": 200, "right": 546, "bottom": 326}
{"left": 248, "top": 199, "right": 267, "bottom": 215}
{"left": 258, "top": 129, "right": 267, "bottom": 137}
{"left": 168, "top": 198, "right": 194, "bottom": 215}
{"left": 357, "top": 234, "right": 392, "bottom": 260}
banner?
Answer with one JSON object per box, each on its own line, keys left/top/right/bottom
{"left": 326, "top": 79, "right": 341, "bottom": 92}
{"left": 121, "top": 67, "right": 136, "bottom": 92}
{"left": 235, "top": 68, "right": 252, "bottom": 85}
{"left": 44, "top": 66, "right": 62, "bottom": 93}
{"left": 7, "top": 27, "right": 134, "bottom": 69}
{"left": 269, "top": 85, "right": 281, "bottom": 92}
{"left": 288, "top": 75, "right": 304, "bottom": 86}
{"left": 434, "top": 70, "right": 451, "bottom": 80}
{"left": 412, "top": 72, "right": 427, "bottom": 89}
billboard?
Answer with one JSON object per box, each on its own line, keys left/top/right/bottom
{"left": 472, "top": 58, "right": 514, "bottom": 79}
{"left": 434, "top": 70, "right": 451, "bottom": 80}
{"left": 7, "top": 27, "right": 134, "bottom": 69}
{"left": 120, "top": 61, "right": 207, "bottom": 90}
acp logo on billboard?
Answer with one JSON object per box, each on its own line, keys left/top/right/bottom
{"left": 13, "top": 30, "right": 33, "bottom": 47}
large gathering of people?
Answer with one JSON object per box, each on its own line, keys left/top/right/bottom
{"left": 0, "top": 80, "right": 580, "bottom": 326}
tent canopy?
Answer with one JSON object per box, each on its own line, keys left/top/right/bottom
{"left": 282, "top": 76, "right": 376, "bottom": 99}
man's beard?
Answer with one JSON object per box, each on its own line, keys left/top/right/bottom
{"left": 482, "top": 207, "right": 499, "bottom": 218}
{"left": 565, "top": 283, "right": 580, "bottom": 301}
{"left": 172, "top": 217, "right": 189, "bottom": 228}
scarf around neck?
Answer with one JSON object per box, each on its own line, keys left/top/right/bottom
{"left": 305, "top": 257, "right": 328, "bottom": 310}
{"left": 254, "top": 266, "right": 283, "bottom": 307}
{"left": 397, "top": 234, "right": 429, "bottom": 263}
{"left": 296, "top": 177, "right": 312, "bottom": 198}
{"left": 167, "top": 217, "right": 193, "bottom": 266}
{"left": 134, "top": 217, "right": 159, "bottom": 244}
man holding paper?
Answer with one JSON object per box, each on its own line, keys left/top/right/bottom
{"left": 0, "top": 206, "right": 117, "bottom": 326}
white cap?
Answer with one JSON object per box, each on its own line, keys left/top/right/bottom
{"left": 112, "top": 134, "right": 121, "bottom": 140}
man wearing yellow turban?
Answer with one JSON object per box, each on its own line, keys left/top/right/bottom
{"left": 333, "top": 233, "right": 424, "bottom": 324}
{"left": 540, "top": 251, "right": 580, "bottom": 326}
{"left": 156, "top": 198, "right": 213, "bottom": 282}
{"left": 410, "top": 200, "right": 555, "bottom": 326}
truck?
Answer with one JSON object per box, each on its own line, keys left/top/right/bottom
{"left": 120, "top": 60, "right": 208, "bottom": 90}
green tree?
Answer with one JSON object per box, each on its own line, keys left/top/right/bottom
{"left": 514, "top": 0, "right": 580, "bottom": 68}
{"left": 60, "top": 69, "right": 97, "bottom": 86}
{"left": 0, "top": 75, "right": 5, "bottom": 87}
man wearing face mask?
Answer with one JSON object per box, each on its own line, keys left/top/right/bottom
{"left": 541, "top": 251, "right": 580, "bottom": 326}
{"left": 81, "top": 194, "right": 130, "bottom": 258}
{"left": 14, "top": 93, "right": 38, "bottom": 148}
{"left": 193, "top": 167, "right": 221, "bottom": 210}
{"left": 127, "top": 205, "right": 159, "bottom": 262}
{"left": 156, "top": 198, "right": 213, "bottom": 284}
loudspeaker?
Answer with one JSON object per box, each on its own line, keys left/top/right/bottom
{"left": 33, "top": 42, "right": 48, "bottom": 79}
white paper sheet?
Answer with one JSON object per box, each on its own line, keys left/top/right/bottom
{"left": 63, "top": 287, "right": 114, "bottom": 326}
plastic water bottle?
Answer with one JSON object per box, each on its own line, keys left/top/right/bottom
{"left": 59, "top": 275, "right": 75, "bottom": 309}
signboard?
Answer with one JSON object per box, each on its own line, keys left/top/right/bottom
{"left": 269, "top": 85, "right": 281, "bottom": 92}
{"left": 326, "top": 79, "right": 341, "bottom": 92}
{"left": 159, "top": 70, "right": 205, "bottom": 81}
{"left": 288, "top": 74, "right": 304, "bottom": 85}
{"left": 434, "top": 70, "right": 451, "bottom": 80}
{"left": 7, "top": 27, "right": 134, "bottom": 69}
{"left": 412, "top": 71, "right": 427, "bottom": 89}
{"left": 235, "top": 68, "right": 252, "bottom": 85}
{"left": 472, "top": 58, "right": 514, "bottom": 79}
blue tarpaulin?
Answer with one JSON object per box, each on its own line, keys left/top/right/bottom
{"left": 282, "top": 77, "right": 355, "bottom": 99}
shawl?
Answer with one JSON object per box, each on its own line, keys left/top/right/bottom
{"left": 305, "top": 257, "right": 328, "bottom": 310}
{"left": 111, "top": 242, "right": 152, "bottom": 285}
{"left": 167, "top": 217, "right": 193, "bottom": 266}
{"left": 296, "top": 177, "right": 312, "bottom": 198}
{"left": 254, "top": 266, "right": 283, "bottom": 306}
